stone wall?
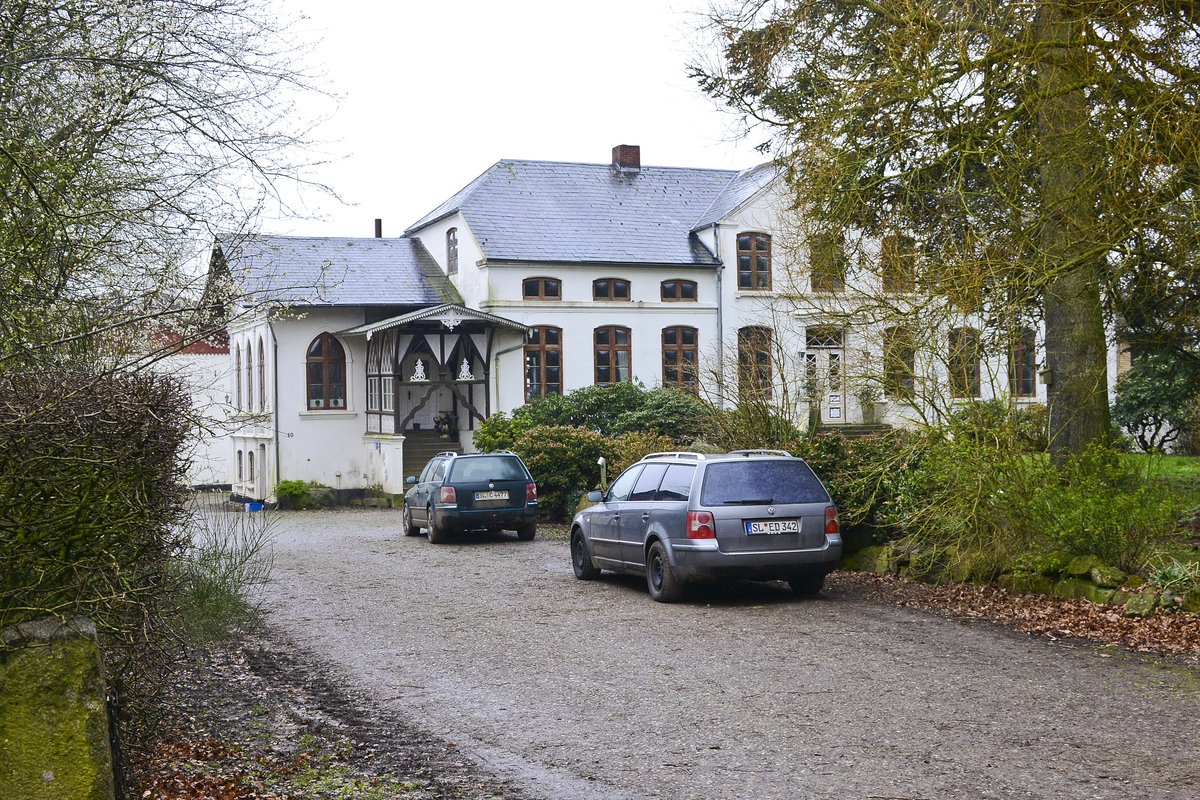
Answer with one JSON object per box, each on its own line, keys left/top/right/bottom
{"left": 0, "top": 618, "right": 114, "bottom": 800}
{"left": 843, "top": 544, "right": 1200, "bottom": 618}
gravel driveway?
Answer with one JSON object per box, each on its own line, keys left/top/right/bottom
{"left": 264, "top": 509, "right": 1199, "bottom": 800}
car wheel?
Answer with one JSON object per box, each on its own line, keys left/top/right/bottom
{"left": 426, "top": 507, "right": 448, "bottom": 544}
{"left": 570, "top": 531, "right": 600, "bottom": 580}
{"left": 401, "top": 505, "right": 420, "bottom": 537}
{"left": 516, "top": 521, "right": 536, "bottom": 541}
{"left": 788, "top": 573, "right": 826, "bottom": 597}
{"left": 645, "top": 540, "right": 684, "bottom": 602}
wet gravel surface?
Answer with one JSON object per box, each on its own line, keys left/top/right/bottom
{"left": 264, "top": 509, "right": 1200, "bottom": 800}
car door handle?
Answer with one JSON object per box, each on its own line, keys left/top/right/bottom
{"left": 641, "top": 513, "right": 650, "bottom": 522}
{"left": 612, "top": 514, "right": 620, "bottom": 521}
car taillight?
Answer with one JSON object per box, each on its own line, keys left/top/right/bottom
{"left": 439, "top": 486, "right": 457, "bottom": 504}
{"left": 687, "top": 510, "right": 715, "bottom": 539}
{"left": 526, "top": 482, "right": 537, "bottom": 501}
{"left": 825, "top": 506, "right": 839, "bottom": 535}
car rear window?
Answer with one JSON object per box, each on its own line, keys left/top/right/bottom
{"left": 699, "top": 460, "right": 829, "bottom": 506}
{"left": 448, "top": 456, "right": 527, "bottom": 482}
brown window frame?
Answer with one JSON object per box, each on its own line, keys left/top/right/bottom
{"left": 811, "top": 231, "right": 847, "bottom": 293}
{"left": 592, "top": 278, "right": 631, "bottom": 301}
{"left": 525, "top": 326, "right": 563, "bottom": 401}
{"left": 306, "top": 332, "right": 347, "bottom": 410}
{"left": 883, "top": 326, "right": 916, "bottom": 399}
{"left": 662, "top": 326, "right": 699, "bottom": 391}
{"left": 1009, "top": 327, "right": 1037, "bottom": 397}
{"left": 594, "top": 325, "right": 632, "bottom": 386}
{"left": 446, "top": 227, "right": 458, "bottom": 275}
{"left": 881, "top": 234, "right": 916, "bottom": 294}
{"left": 736, "top": 232, "right": 772, "bottom": 290}
{"left": 738, "top": 326, "right": 773, "bottom": 400}
{"left": 523, "top": 276, "right": 561, "bottom": 300}
{"left": 661, "top": 279, "right": 698, "bottom": 302}
{"left": 949, "top": 327, "right": 981, "bottom": 398}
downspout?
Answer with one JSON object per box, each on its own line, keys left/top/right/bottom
{"left": 712, "top": 222, "right": 725, "bottom": 409}
{"left": 494, "top": 339, "right": 526, "bottom": 413}
{"left": 268, "top": 317, "right": 281, "bottom": 491}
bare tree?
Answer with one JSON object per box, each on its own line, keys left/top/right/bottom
{"left": 0, "top": 0, "right": 329, "bottom": 369}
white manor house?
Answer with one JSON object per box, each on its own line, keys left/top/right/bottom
{"left": 204, "top": 145, "right": 1127, "bottom": 502}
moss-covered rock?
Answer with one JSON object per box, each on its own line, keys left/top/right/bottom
{"left": 1065, "top": 555, "right": 1106, "bottom": 577}
{"left": 1039, "top": 550, "right": 1077, "bottom": 576}
{"left": 841, "top": 545, "right": 893, "bottom": 574}
{"left": 1123, "top": 589, "right": 1160, "bottom": 618}
{"left": 998, "top": 572, "right": 1056, "bottom": 595}
{"left": 1122, "top": 574, "right": 1146, "bottom": 590}
{"left": 1183, "top": 588, "right": 1200, "bottom": 614}
{"left": 0, "top": 618, "right": 113, "bottom": 800}
{"left": 1089, "top": 565, "right": 1126, "bottom": 589}
{"left": 1053, "top": 578, "right": 1094, "bottom": 600}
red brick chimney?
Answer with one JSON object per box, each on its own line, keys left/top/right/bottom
{"left": 612, "top": 144, "right": 640, "bottom": 171}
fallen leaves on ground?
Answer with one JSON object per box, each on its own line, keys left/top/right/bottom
{"left": 831, "top": 571, "right": 1200, "bottom": 658}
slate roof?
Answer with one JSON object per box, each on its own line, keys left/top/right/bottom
{"left": 223, "top": 235, "right": 462, "bottom": 307}
{"left": 406, "top": 159, "right": 775, "bottom": 266}
{"left": 692, "top": 162, "right": 779, "bottom": 230}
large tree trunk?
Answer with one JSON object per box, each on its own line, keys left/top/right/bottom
{"left": 1036, "top": 3, "right": 1111, "bottom": 461}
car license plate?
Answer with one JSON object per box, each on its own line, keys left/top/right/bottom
{"left": 747, "top": 519, "right": 799, "bottom": 535}
{"left": 475, "top": 490, "right": 509, "bottom": 501}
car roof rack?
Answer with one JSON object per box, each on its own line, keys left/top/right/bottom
{"left": 641, "top": 451, "right": 707, "bottom": 461}
{"left": 433, "top": 451, "right": 459, "bottom": 458}
{"left": 727, "top": 449, "right": 793, "bottom": 457}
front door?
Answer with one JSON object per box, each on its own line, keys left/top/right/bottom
{"left": 803, "top": 347, "right": 845, "bottom": 424}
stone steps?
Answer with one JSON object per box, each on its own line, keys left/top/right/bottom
{"left": 814, "top": 423, "right": 893, "bottom": 439}
{"left": 403, "top": 430, "right": 462, "bottom": 480}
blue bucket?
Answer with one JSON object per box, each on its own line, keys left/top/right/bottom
{"left": 246, "top": 501, "right": 264, "bottom": 512}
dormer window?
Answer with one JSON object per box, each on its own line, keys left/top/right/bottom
{"left": 593, "top": 278, "right": 630, "bottom": 301}
{"left": 523, "top": 277, "right": 561, "bottom": 300}
{"left": 446, "top": 228, "right": 458, "bottom": 275}
{"left": 661, "top": 280, "right": 697, "bottom": 301}
{"left": 737, "top": 232, "right": 771, "bottom": 290}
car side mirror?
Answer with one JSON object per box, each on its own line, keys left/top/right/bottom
{"left": 587, "top": 490, "right": 603, "bottom": 503}
{"left": 406, "top": 476, "right": 417, "bottom": 485}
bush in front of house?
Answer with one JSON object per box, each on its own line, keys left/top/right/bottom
{"left": 509, "top": 425, "right": 617, "bottom": 520}
{"left": 473, "top": 383, "right": 709, "bottom": 454}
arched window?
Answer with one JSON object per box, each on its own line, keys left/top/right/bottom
{"left": 307, "top": 333, "right": 346, "bottom": 410}
{"left": 662, "top": 326, "right": 698, "bottom": 391}
{"left": 446, "top": 227, "right": 458, "bottom": 275}
{"left": 525, "top": 327, "right": 563, "bottom": 401}
{"left": 883, "top": 326, "right": 916, "bottom": 398}
{"left": 661, "top": 280, "right": 697, "bottom": 301}
{"left": 244, "top": 342, "right": 253, "bottom": 413}
{"left": 594, "top": 326, "right": 631, "bottom": 386}
{"left": 236, "top": 449, "right": 243, "bottom": 482}
{"left": 949, "top": 327, "right": 981, "bottom": 398}
{"left": 234, "top": 345, "right": 242, "bottom": 410}
{"left": 522, "top": 277, "right": 561, "bottom": 300}
{"left": 737, "top": 232, "right": 771, "bottom": 290}
{"left": 738, "top": 326, "right": 772, "bottom": 400}
{"left": 1009, "top": 327, "right": 1037, "bottom": 397}
{"left": 593, "top": 278, "right": 630, "bottom": 301}
{"left": 257, "top": 337, "right": 266, "bottom": 411}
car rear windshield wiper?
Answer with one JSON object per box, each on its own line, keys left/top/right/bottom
{"left": 723, "top": 498, "right": 773, "bottom": 505}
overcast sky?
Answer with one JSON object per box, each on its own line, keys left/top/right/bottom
{"left": 262, "top": 0, "right": 766, "bottom": 239}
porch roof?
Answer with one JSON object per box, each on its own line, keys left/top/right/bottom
{"left": 339, "top": 304, "right": 530, "bottom": 338}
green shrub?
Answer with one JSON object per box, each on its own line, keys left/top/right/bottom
{"left": 1031, "top": 445, "right": 1185, "bottom": 573}
{"left": 473, "top": 411, "right": 525, "bottom": 452}
{"left": 611, "top": 431, "right": 676, "bottom": 474}
{"left": 704, "top": 397, "right": 801, "bottom": 452}
{"left": 274, "top": 479, "right": 312, "bottom": 509}
{"left": 476, "top": 384, "right": 710, "bottom": 453}
{"left": 511, "top": 426, "right": 617, "bottom": 520}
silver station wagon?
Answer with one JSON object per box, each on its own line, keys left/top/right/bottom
{"left": 569, "top": 450, "right": 841, "bottom": 602}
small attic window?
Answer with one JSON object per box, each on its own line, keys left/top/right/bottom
{"left": 593, "top": 278, "right": 630, "bottom": 301}
{"left": 523, "top": 277, "right": 561, "bottom": 300}
{"left": 446, "top": 228, "right": 458, "bottom": 275}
